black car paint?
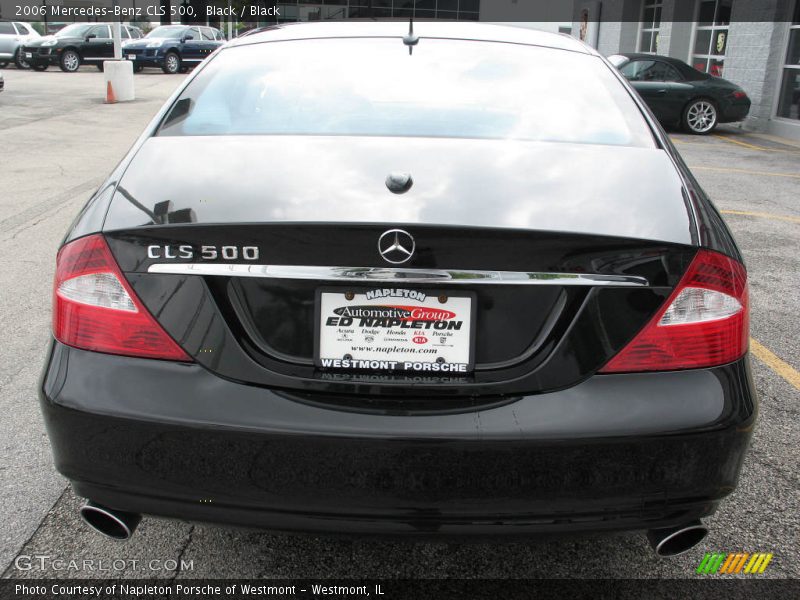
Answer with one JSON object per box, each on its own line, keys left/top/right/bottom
{"left": 613, "top": 53, "right": 751, "bottom": 127}
{"left": 104, "top": 137, "right": 696, "bottom": 244}
{"left": 103, "top": 224, "right": 689, "bottom": 396}
{"left": 41, "top": 343, "right": 755, "bottom": 536}
{"left": 41, "top": 24, "right": 754, "bottom": 538}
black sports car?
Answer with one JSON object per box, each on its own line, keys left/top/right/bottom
{"left": 609, "top": 53, "right": 751, "bottom": 134}
{"left": 41, "top": 23, "right": 754, "bottom": 556}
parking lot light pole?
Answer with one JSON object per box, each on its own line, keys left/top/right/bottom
{"left": 110, "top": 0, "right": 122, "bottom": 59}
{"left": 112, "top": 21, "right": 122, "bottom": 60}
{"left": 104, "top": 1, "right": 134, "bottom": 103}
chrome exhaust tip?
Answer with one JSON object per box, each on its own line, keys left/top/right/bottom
{"left": 79, "top": 501, "right": 141, "bottom": 540}
{"left": 647, "top": 520, "right": 708, "bottom": 557}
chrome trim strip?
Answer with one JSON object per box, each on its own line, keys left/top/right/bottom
{"left": 147, "top": 263, "right": 649, "bottom": 287}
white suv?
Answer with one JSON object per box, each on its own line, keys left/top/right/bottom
{"left": 0, "top": 21, "right": 40, "bottom": 69}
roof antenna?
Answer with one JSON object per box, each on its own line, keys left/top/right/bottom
{"left": 403, "top": 17, "right": 419, "bottom": 55}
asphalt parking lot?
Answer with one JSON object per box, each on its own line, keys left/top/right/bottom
{"left": 0, "top": 67, "right": 798, "bottom": 582}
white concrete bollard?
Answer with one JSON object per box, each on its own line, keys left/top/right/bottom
{"left": 102, "top": 60, "right": 135, "bottom": 103}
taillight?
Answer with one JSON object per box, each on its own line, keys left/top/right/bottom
{"left": 732, "top": 90, "right": 748, "bottom": 99}
{"left": 600, "top": 249, "right": 748, "bottom": 373}
{"left": 53, "top": 234, "right": 191, "bottom": 361}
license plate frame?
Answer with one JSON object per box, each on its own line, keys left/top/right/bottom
{"left": 314, "top": 287, "right": 476, "bottom": 374}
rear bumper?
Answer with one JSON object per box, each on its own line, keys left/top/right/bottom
{"left": 720, "top": 98, "right": 752, "bottom": 123}
{"left": 40, "top": 342, "right": 756, "bottom": 537}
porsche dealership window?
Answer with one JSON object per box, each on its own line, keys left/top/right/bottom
{"left": 777, "top": 1, "right": 800, "bottom": 119}
{"left": 276, "top": 0, "right": 481, "bottom": 21}
{"left": 692, "top": 0, "right": 732, "bottom": 76}
{"left": 638, "top": 0, "right": 663, "bottom": 54}
{"left": 158, "top": 38, "right": 654, "bottom": 147}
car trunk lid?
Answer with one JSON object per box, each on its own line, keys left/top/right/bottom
{"left": 102, "top": 136, "right": 696, "bottom": 397}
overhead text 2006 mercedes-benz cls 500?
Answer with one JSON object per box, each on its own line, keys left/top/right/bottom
{"left": 40, "top": 22, "right": 755, "bottom": 556}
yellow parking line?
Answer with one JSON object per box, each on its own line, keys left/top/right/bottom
{"left": 669, "top": 133, "right": 800, "bottom": 154}
{"left": 750, "top": 339, "right": 800, "bottom": 391}
{"left": 745, "top": 132, "right": 800, "bottom": 150}
{"left": 713, "top": 134, "right": 800, "bottom": 154}
{"left": 713, "top": 134, "right": 768, "bottom": 151}
{"left": 720, "top": 210, "right": 800, "bottom": 224}
{"left": 690, "top": 165, "right": 800, "bottom": 180}
{"left": 669, "top": 137, "right": 708, "bottom": 146}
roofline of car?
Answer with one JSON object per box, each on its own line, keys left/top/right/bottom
{"left": 227, "top": 22, "right": 598, "bottom": 56}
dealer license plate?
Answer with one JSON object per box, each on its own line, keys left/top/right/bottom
{"left": 25, "top": 52, "right": 32, "bottom": 59}
{"left": 316, "top": 288, "right": 474, "bottom": 373}
{"left": 127, "top": 54, "right": 136, "bottom": 60}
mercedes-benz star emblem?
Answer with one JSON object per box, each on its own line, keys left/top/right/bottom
{"left": 378, "top": 229, "right": 415, "bottom": 264}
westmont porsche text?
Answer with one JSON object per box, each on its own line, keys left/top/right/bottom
{"left": 39, "top": 22, "right": 755, "bottom": 558}
{"left": 320, "top": 359, "right": 469, "bottom": 373}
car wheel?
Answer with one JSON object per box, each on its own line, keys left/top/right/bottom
{"left": 683, "top": 99, "right": 718, "bottom": 135}
{"left": 60, "top": 49, "right": 81, "bottom": 73}
{"left": 0, "top": 61, "right": 8, "bottom": 68}
{"left": 133, "top": 64, "right": 143, "bottom": 73}
{"left": 96, "top": 63, "right": 104, "bottom": 72}
{"left": 32, "top": 63, "right": 48, "bottom": 72}
{"left": 162, "top": 52, "right": 180, "bottom": 74}
{"left": 14, "top": 48, "right": 30, "bottom": 69}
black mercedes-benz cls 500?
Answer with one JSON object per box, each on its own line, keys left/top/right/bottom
{"left": 41, "top": 23, "right": 755, "bottom": 556}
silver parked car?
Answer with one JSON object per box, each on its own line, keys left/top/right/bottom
{"left": 0, "top": 21, "right": 40, "bottom": 69}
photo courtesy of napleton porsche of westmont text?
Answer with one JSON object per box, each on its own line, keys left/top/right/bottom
{"left": 13, "top": 583, "right": 382, "bottom": 596}
{"left": 0, "top": 0, "right": 798, "bottom": 598}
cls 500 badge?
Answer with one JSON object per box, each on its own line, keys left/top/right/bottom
{"left": 147, "top": 245, "right": 259, "bottom": 260}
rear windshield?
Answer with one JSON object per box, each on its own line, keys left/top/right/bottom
{"left": 157, "top": 38, "right": 654, "bottom": 148}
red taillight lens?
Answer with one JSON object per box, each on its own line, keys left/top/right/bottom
{"left": 600, "top": 249, "right": 748, "bottom": 373}
{"left": 732, "top": 90, "right": 748, "bottom": 99}
{"left": 53, "top": 234, "right": 191, "bottom": 361}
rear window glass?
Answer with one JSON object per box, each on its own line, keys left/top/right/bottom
{"left": 158, "top": 38, "right": 654, "bottom": 148}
